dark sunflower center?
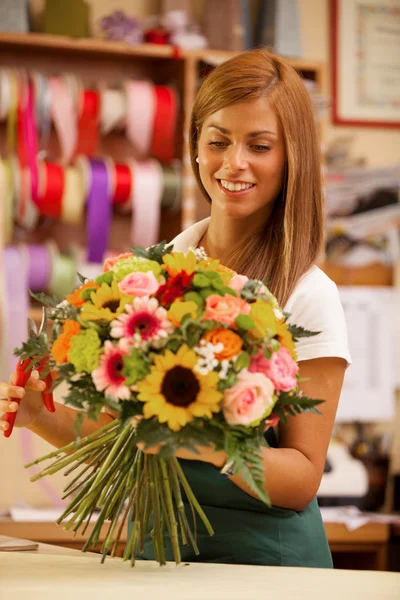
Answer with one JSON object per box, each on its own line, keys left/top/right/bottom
{"left": 103, "top": 300, "right": 120, "bottom": 312}
{"left": 161, "top": 366, "right": 200, "bottom": 407}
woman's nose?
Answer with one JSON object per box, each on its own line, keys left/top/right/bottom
{"left": 224, "top": 145, "right": 248, "bottom": 171}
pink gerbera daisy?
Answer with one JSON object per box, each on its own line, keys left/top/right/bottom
{"left": 92, "top": 341, "right": 132, "bottom": 401}
{"left": 110, "top": 297, "right": 173, "bottom": 348}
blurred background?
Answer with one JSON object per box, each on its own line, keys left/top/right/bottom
{"left": 0, "top": 0, "right": 399, "bottom": 571}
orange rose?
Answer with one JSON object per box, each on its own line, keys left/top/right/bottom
{"left": 103, "top": 252, "right": 133, "bottom": 272}
{"left": 66, "top": 281, "right": 99, "bottom": 308}
{"left": 203, "top": 327, "right": 243, "bottom": 360}
{"left": 51, "top": 320, "right": 81, "bottom": 364}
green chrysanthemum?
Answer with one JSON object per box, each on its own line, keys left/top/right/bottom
{"left": 68, "top": 329, "right": 102, "bottom": 373}
{"left": 112, "top": 257, "right": 162, "bottom": 282}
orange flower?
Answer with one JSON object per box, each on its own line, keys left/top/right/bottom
{"left": 203, "top": 327, "right": 243, "bottom": 360}
{"left": 51, "top": 320, "right": 81, "bottom": 364}
{"left": 66, "top": 281, "right": 99, "bottom": 308}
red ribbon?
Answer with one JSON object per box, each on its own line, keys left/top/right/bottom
{"left": 151, "top": 86, "right": 178, "bottom": 163}
{"left": 74, "top": 89, "right": 100, "bottom": 157}
{"left": 112, "top": 163, "right": 132, "bottom": 205}
{"left": 37, "top": 162, "right": 65, "bottom": 219}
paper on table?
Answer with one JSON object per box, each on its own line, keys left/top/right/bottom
{"left": 320, "top": 505, "right": 400, "bottom": 531}
{"left": 10, "top": 507, "right": 99, "bottom": 523}
{"left": 0, "top": 535, "right": 38, "bottom": 552}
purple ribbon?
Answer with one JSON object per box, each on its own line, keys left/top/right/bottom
{"left": 26, "top": 244, "right": 52, "bottom": 292}
{"left": 87, "top": 159, "right": 112, "bottom": 263}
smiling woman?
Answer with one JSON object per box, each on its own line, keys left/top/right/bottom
{"left": 132, "top": 47, "right": 351, "bottom": 568}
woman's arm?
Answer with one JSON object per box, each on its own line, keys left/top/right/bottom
{"left": 213, "top": 356, "right": 347, "bottom": 511}
{"left": 28, "top": 403, "right": 116, "bottom": 450}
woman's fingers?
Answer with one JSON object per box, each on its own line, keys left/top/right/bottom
{"left": 0, "top": 399, "right": 19, "bottom": 413}
{"left": 0, "top": 382, "right": 24, "bottom": 399}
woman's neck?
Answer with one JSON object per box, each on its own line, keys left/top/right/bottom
{"left": 198, "top": 210, "right": 268, "bottom": 260}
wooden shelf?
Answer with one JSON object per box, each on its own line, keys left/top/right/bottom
{"left": 0, "top": 32, "right": 181, "bottom": 60}
{"left": 0, "top": 32, "right": 325, "bottom": 74}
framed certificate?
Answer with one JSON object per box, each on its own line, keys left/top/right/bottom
{"left": 331, "top": 0, "right": 400, "bottom": 128}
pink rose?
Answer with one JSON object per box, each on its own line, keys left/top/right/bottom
{"left": 249, "top": 347, "right": 299, "bottom": 392}
{"left": 228, "top": 274, "right": 249, "bottom": 293}
{"left": 202, "top": 294, "right": 251, "bottom": 326}
{"left": 118, "top": 271, "right": 160, "bottom": 297}
{"left": 223, "top": 370, "right": 275, "bottom": 426}
{"left": 103, "top": 252, "right": 133, "bottom": 272}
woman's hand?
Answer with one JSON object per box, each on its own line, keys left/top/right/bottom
{"left": 0, "top": 370, "right": 47, "bottom": 433}
{"left": 136, "top": 440, "right": 227, "bottom": 469}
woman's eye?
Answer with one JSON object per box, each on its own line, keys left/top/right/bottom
{"left": 209, "top": 141, "right": 227, "bottom": 148}
{"left": 252, "top": 145, "right": 271, "bottom": 152}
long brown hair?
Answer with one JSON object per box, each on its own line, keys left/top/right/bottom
{"left": 189, "top": 48, "right": 325, "bottom": 307}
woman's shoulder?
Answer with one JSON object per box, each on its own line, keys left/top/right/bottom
{"left": 285, "top": 266, "right": 351, "bottom": 364}
{"left": 285, "top": 266, "right": 339, "bottom": 311}
{"left": 170, "top": 218, "right": 210, "bottom": 252}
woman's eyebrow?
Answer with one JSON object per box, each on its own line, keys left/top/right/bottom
{"left": 207, "top": 124, "right": 277, "bottom": 137}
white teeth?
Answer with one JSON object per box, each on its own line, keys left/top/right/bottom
{"left": 220, "top": 180, "right": 254, "bottom": 192}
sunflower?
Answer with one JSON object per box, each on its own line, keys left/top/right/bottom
{"left": 136, "top": 344, "right": 223, "bottom": 431}
{"left": 80, "top": 280, "right": 132, "bottom": 322}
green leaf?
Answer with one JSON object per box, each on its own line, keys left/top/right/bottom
{"left": 95, "top": 271, "right": 114, "bottom": 286}
{"left": 29, "top": 291, "right": 60, "bottom": 308}
{"left": 235, "top": 314, "right": 255, "bottom": 331}
{"left": 220, "top": 286, "right": 237, "bottom": 297}
{"left": 183, "top": 291, "right": 204, "bottom": 307}
{"left": 288, "top": 324, "right": 321, "bottom": 341}
{"left": 80, "top": 288, "right": 97, "bottom": 301}
{"left": 131, "top": 240, "right": 174, "bottom": 263}
{"left": 233, "top": 351, "right": 250, "bottom": 372}
{"left": 199, "top": 288, "right": 215, "bottom": 300}
{"left": 193, "top": 274, "right": 210, "bottom": 288}
{"left": 77, "top": 272, "right": 89, "bottom": 284}
{"left": 269, "top": 338, "right": 280, "bottom": 352}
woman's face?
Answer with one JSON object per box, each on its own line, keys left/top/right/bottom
{"left": 197, "top": 97, "right": 286, "bottom": 221}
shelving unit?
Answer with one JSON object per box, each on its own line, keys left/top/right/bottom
{"left": 0, "top": 32, "right": 326, "bottom": 320}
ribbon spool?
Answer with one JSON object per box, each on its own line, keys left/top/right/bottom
{"left": 151, "top": 85, "right": 178, "bottom": 163}
{"left": 74, "top": 89, "right": 100, "bottom": 157}
{"left": 37, "top": 161, "right": 64, "bottom": 219}
{"left": 83, "top": 158, "right": 112, "bottom": 264}
{"left": 130, "top": 159, "right": 163, "bottom": 248}
{"left": 0, "top": 159, "right": 14, "bottom": 243}
{"left": 125, "top": 81, "right": 156, "bottom": 157}
{"left": 49, "top": 77, "right": 77, "bottom": 165}
{"left": 26, "top": 244, "right": 52, "bottom": 292}
{"left": 60, "top": 165, "right": 86, "bottom": 225}
{"left": 100, "top": 88, "right": 126, "bottom": 135}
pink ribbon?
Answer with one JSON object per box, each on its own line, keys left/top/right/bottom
{"left": 130, "top": 159, "right": 163, "bottom": 247}
{"left": 49, "top": 78, "right": 77, "bottom": 165}
{"left": 125, "top": 81, "right": 156, "bottom": 157}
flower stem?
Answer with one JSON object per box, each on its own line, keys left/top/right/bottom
{"left": 173, "top": 458, "right": 214, "bottom": 537}
{"left": 159, "top": 458, "right": 180, "bottom": 564}
{"left": 24, "top": 419, "right": 118, "bottom": 468}
{"left": 148, "top": 456, "right": 165, "bottom": 565}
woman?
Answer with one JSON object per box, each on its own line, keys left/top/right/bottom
{"left": 0, "top": 49, "right": 350, "bottom": 568}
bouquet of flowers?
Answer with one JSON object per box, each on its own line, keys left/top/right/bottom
{"left": 17, "top": 242, "right": 323, "bottom": 566}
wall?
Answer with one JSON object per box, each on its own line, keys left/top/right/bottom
{"left": 299, "top": 0, "right": 400, "bottom": 166}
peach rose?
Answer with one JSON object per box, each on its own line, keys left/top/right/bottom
{"left": 228, "top": 274, "right": 249, "bottom": 293}
{"left": 118, "top": 271, "right": 160, "bottom": 297}
{"left": 103, "top": 252, "right": 133, "bottom": 272}
{"left": 223, "top": 370, "right": 275, "bottom": 426}
{"left": 202, "top": 327, "right": 243, "bottom": 360}
{"left": 202, "top": 294, "right": 251, "bottom": 327}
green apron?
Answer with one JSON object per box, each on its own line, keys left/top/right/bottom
{"left": 134, "top": 431, "right": 332, "bottom": 568}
